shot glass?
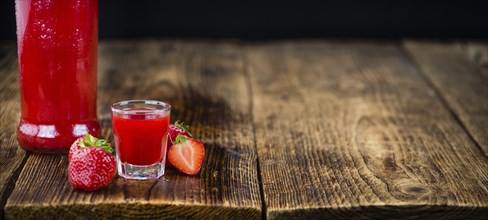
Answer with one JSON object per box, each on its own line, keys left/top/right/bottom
{"left": 111, "top": 100, "right": 171, "bottom": 180}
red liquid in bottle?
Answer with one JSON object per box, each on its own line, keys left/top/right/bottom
{"left": 112, "top": 111, "right": 170, "bottom": 166}
{"left": 15, "top": 0, "right": 100, "bottom": 153}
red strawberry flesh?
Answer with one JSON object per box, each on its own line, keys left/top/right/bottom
{"left": 167, "top": 135, "right": 205, "bottom": 175}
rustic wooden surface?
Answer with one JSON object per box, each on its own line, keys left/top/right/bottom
{"left": 0, "top": 43, "right": 29, "bottom": 219}
{"left": 2, "top": 41, "right": 261, "bottom": 219}
{"left": 403, "top": 41, "right": 488, "bottom": 156}
{"left": 247, "top": 41, "right": 488, "bottom": 219}
{"left": 1, "top": 40, "right": 487, "bottom": 219}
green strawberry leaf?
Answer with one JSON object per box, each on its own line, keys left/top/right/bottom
{"left": 80, "top": 133, "right": 114, "bottom": 154}
{"left": 174, "top": 120, "right": 190, "bottom": 132}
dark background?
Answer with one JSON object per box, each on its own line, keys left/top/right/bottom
{"left": 1, "top": 0, "right": 488, "bottom": 40}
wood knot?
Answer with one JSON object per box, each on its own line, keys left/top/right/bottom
{"left": 406, "top": 186, "right": 429, "bottom": 194}
{"left": 383, "top": 157, "right": 398, "bottom": 171}
{"left": 394, "top": 182, "right": 432, "bottom": 200}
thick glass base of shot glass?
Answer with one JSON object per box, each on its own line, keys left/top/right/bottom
{"left": 117, "top": 156, "right": 166, "bottom": 180}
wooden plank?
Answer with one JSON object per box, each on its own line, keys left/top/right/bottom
{"left": 464, "top": 42, "right": 488, "bottom": 80}
{"left": 4, "top": 40, "right": 262, "bottom": 219}
{"left": 0, "top": 43, "right": 29, "bottom": 219}
{"left": 403, "top": 41, "right": 488, "bottom": 156}
{"left": 247, "top": 41, "right": 488, "bottom": 219}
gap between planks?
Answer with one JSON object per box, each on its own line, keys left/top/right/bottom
{"left": 242, "top": 45, "right": 268, "bottom": 220}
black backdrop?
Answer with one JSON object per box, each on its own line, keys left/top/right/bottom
{"left": 1, "top": 0, "right": 488, "bottom": 40}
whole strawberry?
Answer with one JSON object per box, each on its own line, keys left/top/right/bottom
{"left": 166, "top": 121, "right": 192, "bottom": 166}
{"left": 68, "top": 134, "right": 116, "bottom": 191}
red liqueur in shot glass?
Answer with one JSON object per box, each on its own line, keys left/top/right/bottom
{"left": 111, "top": 100, "right": 171, "bottom": 179}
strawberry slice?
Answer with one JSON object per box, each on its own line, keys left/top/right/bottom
{"left": 167, "top": 134, "right": 205, "bottom": 175}
{"left": 166, "top": 120, "right": 192, "bottom": 167}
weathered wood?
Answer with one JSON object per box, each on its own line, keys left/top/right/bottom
{"left": 2, "top": 40, "right": 488, "bottom": 220}
{"left": 247, "top": 41, "right": 488, "bottom": 219}
{"left": 0, "top": 43, "right": 29, "bottom": 219}
{"left": 4, "top": 40, "right": 261, "bottom": 219}
{"left": 403, "top": 41, "right": 488, "bottom": 156}
{"left": 464, "top": 42, "right": 488, "bottom": 79}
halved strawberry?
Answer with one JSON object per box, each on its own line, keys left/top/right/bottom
{"left": 167, "top": 134, "right": 205, "bottom": 175}
{"left": 166, "top": 121, "right": 192, "bottom": 167}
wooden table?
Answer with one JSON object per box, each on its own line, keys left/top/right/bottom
{"left": 1, "top": 40, "right": 487, "bottom": 219}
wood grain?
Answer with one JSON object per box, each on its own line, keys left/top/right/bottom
{"left": 4, "top": 40, "right": 261, "bottom": 219}
{"left": 0, "top": 43, "right": 29, "bottom": 219}
{"left": 2, "top": 40, "right": 488, "bottom": 219}
{"left": 403, "top": 41, "right": 488, "bottom": 156}
{"left": 247, "top": 41, "right": 488, "bottom": 219}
